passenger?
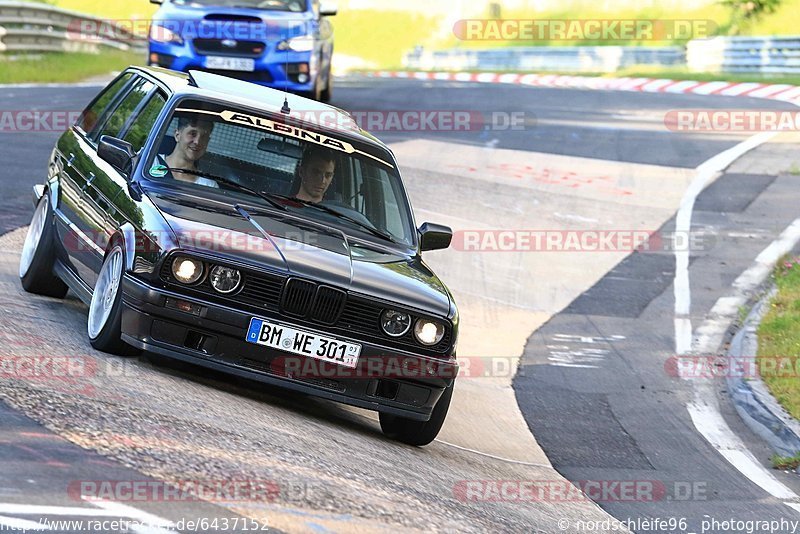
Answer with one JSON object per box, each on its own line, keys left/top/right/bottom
{"left": 290, "top": 145, "right": 336, "bottom": 203}
{"left": 154, "top": 115, "right": 218, "bottom": 188}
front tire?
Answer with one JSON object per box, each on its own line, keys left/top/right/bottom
{"left": 379, "top": 382, "right": 454, "bottom": 446}
{"left": 320, "top": 69, "right": 333, "bottom": 103}
{"left": 19, "top": 194, "right": 68, "bottom": 298}
{"left": 88, "top": 244, "right": 137, "bottom": 356}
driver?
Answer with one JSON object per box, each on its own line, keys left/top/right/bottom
{"left": 290, "top": 145, "right": 336, "bottom": 203}
{"left": 154, "top": 116, "right": 218, "bottom": 188}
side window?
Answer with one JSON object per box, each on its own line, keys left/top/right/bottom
{"left": 96, "top": 80, "right": 155, "bottom": 141}
{"left": 122, "top": 92, "right": 167, "bottom": 153}
{"left": 75, "top": 73, "right": 133, "bottom": 134}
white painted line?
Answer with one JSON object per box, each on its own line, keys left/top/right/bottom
{"left": 84, "top": 499, "right": 174, "bottom": 533}
{"left": 687, "top": 401, "right": 796, "bottom": 499}
{"left": 786, "top": 502, "right": 800, "bottom": 515}
{"left": 674, "top": 317, "right": 693, "bottom": 355}
{"left": 0, "top": 504, "right": 126, "bottom": 516}
{"left": 672, "top": 131, "right": 777, "bottom": 352}
{"left": 0, "top": 515, "right": 50, "bottom": 530}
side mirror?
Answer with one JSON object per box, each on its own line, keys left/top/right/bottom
{"left": 320, "top": 3, "right": 337, "bottom": 16}
{"left": 419, "top": 222, "right": 452, "bottom": 252}
{"left": 150, "top": 0, "right": 164, "bottom": 5}
{"left": 98, "top": 135, "right": 135, "bottom": 177}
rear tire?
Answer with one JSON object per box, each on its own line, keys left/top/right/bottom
{"left": 19, "top": 195, "right": 68, "bottom": 298}
{"left": 88, "top": 244, "right": 138, "bottom": 356}
{"left": 379, "top": 382, "right": 454, "bottom": 446}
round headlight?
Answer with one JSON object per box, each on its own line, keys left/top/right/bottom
{"left": 209, "top": 265, "right": 241, "bottom": 294}
{"left": 171, "top": 256, "right": 203, "bottom": 284}
{"left": 414, "top": 319, "right": 446, "bottom": 346}
{"left": 380, "top": 310, "right": 412, "bottom": 337}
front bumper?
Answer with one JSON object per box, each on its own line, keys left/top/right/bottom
{"left": 148, "top": 41, "right": 318, "bottom": 93}
{"left": 121, "top": 274, "right": 457, "bottom": 421}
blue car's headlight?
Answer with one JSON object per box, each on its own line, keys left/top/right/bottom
{"left": 278, "top": 35, "right": 314, "bottom": 52}
{"left": 149, "top": 24, "right": 184, "bottom": 45}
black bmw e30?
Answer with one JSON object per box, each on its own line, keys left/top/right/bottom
{"left": 19, "top": 66, "right": 458, "bottom": 446}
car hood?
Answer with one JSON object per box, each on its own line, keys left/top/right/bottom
{"left": 147, "top": 190, "right": 452, "bottom": 316}
{"left": 157, "top": 2, "right": 311, "bottom": 40}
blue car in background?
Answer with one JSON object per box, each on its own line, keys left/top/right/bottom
{"left": 148, "top": 0, "right": 335, "bottom": 101}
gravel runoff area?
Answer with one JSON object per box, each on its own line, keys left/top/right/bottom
{"left": 0, "top": 226, "right": 616, "bottom": 533}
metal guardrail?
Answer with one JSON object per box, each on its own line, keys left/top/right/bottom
{"left": 0, "top": 1, "right": 146, "bottom": 54}
{"left": 404, "top": 46, "right": 685, "bottom": 74}
{"left": 406, "top": 36, "right": 800, "bottom": 75}
{"left": 687, "top": 36, "right": 800, "bottom": 74}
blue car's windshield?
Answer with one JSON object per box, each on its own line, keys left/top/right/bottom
{"left": 171, "top": 0, "right": 307, "bottom": 12}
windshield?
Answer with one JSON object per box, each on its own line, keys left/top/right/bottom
{"left": 145, "top": 100, "right": 416, "bottom": 247}
{"left": 171, "top": 0, "right": 307, "bottom": 12}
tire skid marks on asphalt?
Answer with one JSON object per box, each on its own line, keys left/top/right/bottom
{"left": 547, "top": 334, "right": 626, "bottom": 369}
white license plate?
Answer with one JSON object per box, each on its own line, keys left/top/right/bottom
{"left": 246, "top": 318, "right": 361, "bottom": 368}
{"left": 205, "top": 56, "right": 255, "bottom": 72}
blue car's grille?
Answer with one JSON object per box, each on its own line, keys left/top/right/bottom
{"left": 193, "top": 39, "right": 265, "bottom": 57}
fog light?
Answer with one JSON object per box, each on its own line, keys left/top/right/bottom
{"left": 209, "top": 265, "right": 241, "bottom": 294}
{"left": 297, "top": 73, "right": 309, "bottom": 84}
{"left": 171, "top": 256, "right": 203, "bottom": 284}
{"left": 414, "top": 319, "right": 445, "bottom": 346}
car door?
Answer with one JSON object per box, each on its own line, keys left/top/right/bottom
{"left": 74, "top": 78, "right": 164, "bottom": 289}
{"left": 55, "top": 72, "right": 135, "bottom": 281}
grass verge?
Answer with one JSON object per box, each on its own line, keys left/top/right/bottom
{"left": 0, "top": 50, "right": 143, "bottom": 84}
{"left": 757, "top": 257, "right": 800, "bottom": 421}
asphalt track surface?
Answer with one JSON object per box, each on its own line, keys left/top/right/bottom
{"left": 1, "top": 76, "right": 800, "bottom": 532}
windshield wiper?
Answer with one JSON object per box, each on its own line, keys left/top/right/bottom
{"left": 264, "top": 193, "right": 398, "bottom": 244}
{"left": 164, "top": 168, "right": 287, "bottom": 212}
